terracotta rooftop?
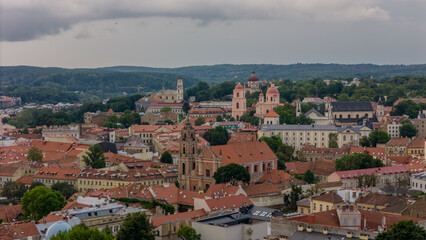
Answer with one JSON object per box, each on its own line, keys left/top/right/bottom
{"left": 15, "top": 175, "right": 34, "bottom": 185}
{"left": 264, "top": 110, "right": 279, "bottom": 118}
{"left": 335, "top": 165, "right": 407, "bottom": 179}
{"left": 285, "top": 209, "right": 425, "bottom": 231}
{"left": 242, "top": 183, "right": 280, "bottom": 197}
{"left": 407, "top": 138, "right": 426, "bottom": 148}
{"left": 30, "top": 140, "right": 73, "bottom": 153}
{"left": 0, "top": 205, "right": 23, "bottom": 222}
{"left": 204, "top": 194, "right": 253, "bottom": 212}
{"left": 386, "top": 137, "right": 411, "bottom": 146}
{"left": 211, "top": 141, "right": 277, "bottom": 165}
{"left": 355, "top": 193, "right": 406, "bottom": 207}
{"left": 151, "top": 209, "right": 207, "bottom": 228}
{"left": 204, "top": 184, "right": 241, "bottom": 198}
{"left": 0, "top": 222, "right": 40, "bottom": 239}
{"left": 34, "top": 164, "right": 81, "bottom": 181}
{"left": 312, "top": 159, "right": 335, "bottom": 176}
{"left": 349, "top": 147, "right": 385, "bottom": 159}
{"left": 285, "top": 162, "right": 313, "bottom": 175}
{"left": 259, "top": 169, "right": 293, "bottom": 184}
{"left": 311, "top": 191, "right": 343, "bottom": 204}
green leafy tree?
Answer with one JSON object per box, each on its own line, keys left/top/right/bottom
{"left": 22, "top": 186, "right": 66, "bottom": 220}
{"left": 27, "top": 146, "right": 43, "bottom": 162}
{"left": 216, "top": 115, "right": 223, "bottom": 122}
{"left": 164, "top": 119, "right": 174, "bottom": 125}
{"left": 195, "top": 117, "right": 205, "bottom": 126}
{"left": 203, "top": 126, "right": 229, "bottom": 146}
{"left": 102, "top": 225, "right": 114, "bottom": 237}
{"left": 283, "top": 183, "right": 303, "bottom": 212}
{"left": 368, "top": 130, "right": 391, "bottom": 147}
{"left": 177, "top": 226, "right": 201, "bottom": 240}
{"left": 108, "top": 114, "right": 119, "bottom": 123}
{"left": 160, "top": 106, "right": 172, "bottom": 112}
{"left": 160, "top": 151, "right": 173, "bottom": 164}
{"left": 328, "top": 133, "right": 338, "bottom": 148}
{"left": 303, "top": 170, "right": 315, "bottom": 184}
{"left": 119, "top": 110, "right": 140, "bottom": 127}
{"left": 260, "top": 135, "right": 297, "bottom": 170}
{"left": 335, "top": 153, "right": 383, "bottom": 171}
{"left": 375, "top": 220, "right": 426, "bottom": 240}
{"left": 82, "top": 145, "right": 106, "bottom": 169}
{"left": 182, "top": 101, "right": 190, "bottom": 114}
{"left": 116, "top": 212, "right": 155, "bottom": 240}
{"left": 51, "top": 223, "right": 114, "bottom": 240}
{"left": 391, "top": 100, "right": 421, "bottom": 118}
{"left": 1, "top": 181, "right": 27, "bottom": 200}
{"left": 359, "top": 136, "right": 371, "bottom": 147}
{"left": 213, "top": 163, "right": 250, "bottom": 185}
{"left": 51, "top": 182, "right": 77, "bottom": 199}
{"left": 29, "top": 181, "right": 45, "bottom": 190}
{"left": 400, "top": 122, "right": 417, "bottom": 138}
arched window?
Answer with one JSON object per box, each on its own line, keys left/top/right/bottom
{"left": 236, "top": 102, "right": 239, "bottom": 109}
{"left": 183, "top": 147, "right": 186, "bottom": 154}
{"left": 182, "top": 163, "right": 186, "bottom": 174}
{"left": 193, "top": 147, "right": 195, "bottom": 154}
{"left": 343, "top": 135, "right": 346, "bottom": 141}
{"left": 206, "top": 169, "right": 211, "bottom": 177}
{"left": 192, "top": 162, "right": 196, "bottom": 170}
{"left": 237, "top": 92, "right": 239, "bottom": 97}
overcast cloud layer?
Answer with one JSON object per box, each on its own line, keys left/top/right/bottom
{"left": 0, "top": 0, "right": 425, "bottom": 67}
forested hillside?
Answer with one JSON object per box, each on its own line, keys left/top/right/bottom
{"left": 1, "top": 64, "right": 426, "bottom": 103}
{"left": 100, "top": 63, "right": 426, "bottom": 83}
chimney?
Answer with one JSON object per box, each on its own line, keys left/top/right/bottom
{"left": 382, "top": 216, "right": 386, "bottom": 229}
{"left": 307, "top": 215, "right": 315, "bottom": 224}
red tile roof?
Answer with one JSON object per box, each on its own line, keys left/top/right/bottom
{"left": 386, "top": 137, "right": 411, "bottom": 146}
{"left": 34, "top": 164, "right": 81, "bottom": 181}
{"left": 312, "top": 159, "right": 336, "bottom": 176}
{"left": 349, "top": 147, "right": 385, "bottom": 159}
{"left": 0, "top": 205, "right": 23, "bottom": 222}
{"left": 335, "top": 165, "right": 407, "bottom": 179}
{"left": 259, "top": 169, "right": 293, "bottom": 184}
{"left": 242, "top": 183, "right": 280, "bottom": 197}
{"left": 0, "top": 222, "right": 39, "bottom": 239}
{"left": 30, "top": 140, "right": 73, "bottom": 153}
{"left": 204, "top": 184, "right": 241, "bottom": 198}
{"left": 151, "top": 209, "right": 207, "bottom": 228}
{"left": 204, "top": 195, "right": 253, "bottom": 212}
{"left": 15, "top": 175, "right": 34, "bottom": 185}
{"left": 264, "top": 110, "right": 279, "bottom": 118}
{"left": 211, "top": 141, "right": 277, "bottom": 165}
{"left": 407, "top": 138, "right": 426, "bottom": 148}
{"left": 285, "top": 162, "right": 313, "bottom": 175}
{"left": 311, "top": 191, "right": 343, "bottom": 204}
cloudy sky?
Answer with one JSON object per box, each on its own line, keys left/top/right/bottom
{"left": 1, "top": 0, "right": 426, "bottom": 68}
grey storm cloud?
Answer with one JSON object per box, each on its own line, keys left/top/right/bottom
{"left": 0, "top": 0, "right": 393, "bottom": 42}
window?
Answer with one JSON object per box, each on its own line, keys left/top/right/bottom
{"left": 206, "top": 169, "right": 211, "bottom": 177}
{"left": 236, "top": 102, "right": 239, "bottom": 109}
{"left": 182, "top": 163, "right": 186, "bottom": 175}
{"left": 192, "top": 163, "right": 196, "bottom": 170}
{"left": 314, "top": 203, "right": 316, "bottom": 210}
{"left": 320, "top": 204, "right": 323, "bottom": 211}
{"left": 254, "top": 165, "right": 258, "bottom": 172}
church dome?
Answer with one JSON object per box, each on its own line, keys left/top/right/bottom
{"left": 45, "top": 221, "right": 72, "bottom": 240}
{"left": 266, "top": 85, "right": 279, "bottom": 95}
{"left": 248, "top": 72, "right": 259, "bottom": 82}
{"left": 235, "top": 82, "right": 244, "bottom": 90}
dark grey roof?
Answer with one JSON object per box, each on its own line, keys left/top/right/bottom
{"left": 331, "top": 101, "right": 373, "bottom": 112}
{"left": 305, "top": 108, "right": 324, "bottom": 117}
{"left": 97, "top": 141, "right": 117, "bottom": 154}
{"left": 195, "top": 205, "right": 282, "bottom": 227}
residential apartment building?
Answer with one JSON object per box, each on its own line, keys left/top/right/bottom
{"left": 327, "top": 165, "right": 409, "bottom": 188}
{"left": 77, "top": 168, "right": 166, "bottom": 191}
{"left": 42, "top": 125, "right": 80, "bottom": 139}
{"left": 33, "top": 164, "right": 81, "bottom": 187}
{"left": 258, "top": 124, "right": 371, "bottom": 149}
{"left": 385, "top": 137, "right": 412, "bottom": 156}
{"left": 411, "top": 172, "right": 426, "bottom": 192}
{"left": 407, "top": 137, "right": 426, "bottom": 156}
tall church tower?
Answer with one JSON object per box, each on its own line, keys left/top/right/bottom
{"left": 177, "top": 78, "right": 184, "bottom": 102}
{"left": 296, "top": 99, "right": 302, "bottom": 117}
{"left": 178, "top": 121, "right": 197, "bottom": 190}
{"left": 232, "top": 82, "right": 246, "bottom": 121}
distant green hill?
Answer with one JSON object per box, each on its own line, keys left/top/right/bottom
{"left": 1, "top": 64, "right": 426, "bottom": 103}
{"left": 98, "top": 63, "right": 426, "bottom": 83}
